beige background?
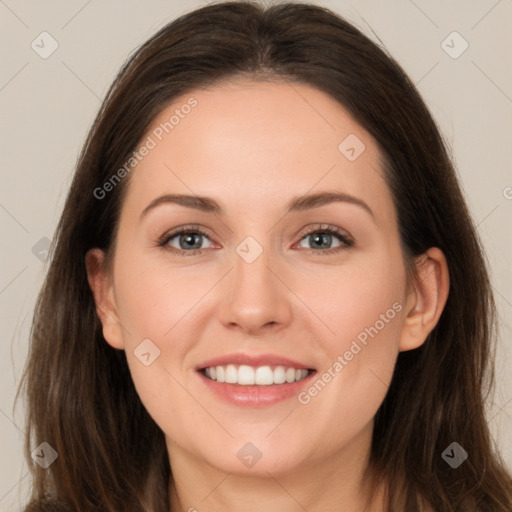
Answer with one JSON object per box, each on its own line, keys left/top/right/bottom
{"left": 1, "top": 0, "right": 511, "bottom": 509}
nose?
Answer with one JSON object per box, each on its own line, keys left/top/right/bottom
{"left": 217, "top": 239, "right": 293, "bottom": 335}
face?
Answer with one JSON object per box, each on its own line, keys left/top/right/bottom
{"left": 89, "top": 79, "right": 426, "bottom": 478}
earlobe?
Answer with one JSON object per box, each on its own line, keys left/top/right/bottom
{"left": 399, "top": 247, "right": 450, "bottom": 352}
{"left": 85, "top": 248, "right": 125, "bottom": 350}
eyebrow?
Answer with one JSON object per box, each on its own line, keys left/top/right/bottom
{"left": 139, "top": 191, "right": 374, "bottom": 221}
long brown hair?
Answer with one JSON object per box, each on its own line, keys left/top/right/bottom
{"left": 15, "top": 1, "right": 512, "bottom": 510}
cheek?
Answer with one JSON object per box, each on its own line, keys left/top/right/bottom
{"left": 306, "top": 246, "right": 405, "bottom": 357}
{"left": 295, "top": 248, "right": 405, "bottom": 419}
{"left": 113, "top": 258, "right": 208, "bottom": 440}
{"left": 109, "top": 252, "right": 187, "bottom": 372}
{"left": 113, "top": 250, "right": 199, "bottom": 340}
{"left": 326, "top": 271, "right": 403, "bottom": 357}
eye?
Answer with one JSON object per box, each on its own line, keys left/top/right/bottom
{"left": 294, "top": 224, "right": 354, "bottom": 256}
{"left": 158, "top": 225, "right": 215, "bottom": 256}
{"left": 157, "top": 223, "right": 354, "bottom": 257}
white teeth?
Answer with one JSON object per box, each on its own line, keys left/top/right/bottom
{"left": 273, "top": 366, "right": 286, "bottom": 384}
{"left": 238, "top": 365, "right": 255, "bottom": 385}
{"left": 255, "top": 366, "right": 273, "bottom": 385}
{"left": 203, "top": 364, "right": 311, "bottom": 385}
{"left": 286, "top": 367, "right": 296, "bottom": 383}
{"left": 225, "top": 364, "right": 237, "bottom": 384}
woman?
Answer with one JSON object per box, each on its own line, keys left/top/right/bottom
{"left": 16, "top": 1, "right": 512, "bottom": 510}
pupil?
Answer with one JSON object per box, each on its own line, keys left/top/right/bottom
{"left": 182, "top": 234, "right": 201, "bottom": 249}
{"left": 313, "top": 233, "right": 331, "bottom": 249}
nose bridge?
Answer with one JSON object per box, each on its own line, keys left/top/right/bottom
{"left": 232, "top": 233, "right": 278, "bottom": 304}
{"left": 218, "top": 231, "right": 291, "bottom": 332}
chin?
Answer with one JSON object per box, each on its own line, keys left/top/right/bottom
{"left": 199, "top": 440, "right": 308, "bottom": 477}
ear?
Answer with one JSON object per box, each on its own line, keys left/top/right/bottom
{"left": 399, "top": 247, "right": 450, "bottom": 352}
{"left": 85, "top": 248, "right": 125, "bottom": 350}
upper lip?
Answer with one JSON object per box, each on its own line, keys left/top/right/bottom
{"left": 196, "top": 353, "right": 315, "bottom": 371}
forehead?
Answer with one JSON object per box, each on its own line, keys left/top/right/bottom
{"left": 122, "top": 79, "right": 394, "bottom": 224}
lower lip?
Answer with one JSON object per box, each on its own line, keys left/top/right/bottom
{"left": 198, "top": 370, "right": 317, "bottom": 407}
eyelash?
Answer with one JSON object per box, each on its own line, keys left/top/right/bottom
{"left": 157, "top": 223, "right": 354, "bottom": 257}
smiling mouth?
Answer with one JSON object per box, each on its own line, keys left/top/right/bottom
{"left": 200, "top": 364, "right": 316, "bottom": 386}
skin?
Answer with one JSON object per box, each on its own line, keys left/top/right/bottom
{"left": 86, "top": 78, "right": 449, "bottom": 512}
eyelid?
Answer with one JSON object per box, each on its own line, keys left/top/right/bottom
{"left": 157, "top": 224, "right": 216, "bottom": 248}
{"left": 296, "top": 223, "right": 353, "bottom": 244}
